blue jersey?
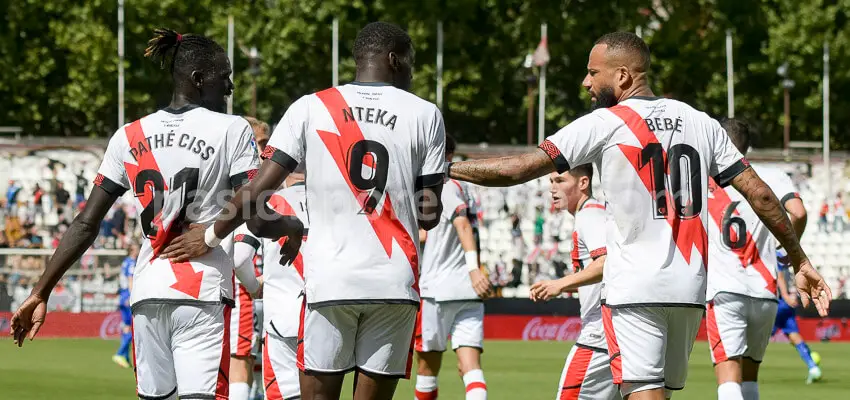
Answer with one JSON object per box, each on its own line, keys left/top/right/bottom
{"left": 773, "top": 253, "right": 799, "bottom": 335}
{"left": 119, "top": 256, "right": 135, "bottom": 294}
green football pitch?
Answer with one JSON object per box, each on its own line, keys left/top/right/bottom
{"left": 1, "top": 339, "right": 848, "bottom": 399}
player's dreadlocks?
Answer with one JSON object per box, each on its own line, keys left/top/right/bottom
{"left": 144, "top": 28, "right": 226, "bottom": 78}
{"left": 353, "top": 22, "right": 413, "bottom": 64}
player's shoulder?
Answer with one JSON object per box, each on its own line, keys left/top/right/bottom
{"left": 576, "top": 198, "right": 606, "bottom": 223}
{"left": 192, "top": 107, "right": 248, "bottom": 130}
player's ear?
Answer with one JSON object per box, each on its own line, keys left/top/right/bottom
{"left": 388, "top": 52, "right": 400, "bottom": 72}
{"left": 616, "top": 66, "right": 631, "bottom": 88}
{"left": 580, "top": 176, "right": 590, "bottom": 191}
{"left": 191, "top": 70, "right": 204, "bottom": 89}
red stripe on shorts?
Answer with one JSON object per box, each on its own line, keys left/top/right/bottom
{"left": 263, "top": 333, "right": 283, "bottom": 400}
{"left": 131, "top": 320, "right": 138, "bottom": 397}
{"left": 706, "top": 301, "right": 728, "bottom": 363}
{"left": 559, "top": 346, "right": 593, "bottom": 400}
{"left": 601, "top": 305, "right": 623, "bottom": 384}
{"left": 414, "top": 301, "right": 424, "bottom": 352}
{"left": 235, "top": 286, "right": 254, "bottom": 357}
{"left": 217, "top": 305, "right": 232, "bottom": 400}
{"left": 296, "top": 296, "right": 306, "bottom": 371}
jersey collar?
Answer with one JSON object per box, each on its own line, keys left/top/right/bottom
{"left": 162, "top": 104, "right": 200, "bottom": 114}
{"left": 349, "top": 81, "right": 392, "bottom": 87}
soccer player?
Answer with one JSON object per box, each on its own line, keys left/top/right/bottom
{"left": 228, "top": 117, "right": 270, "bottom": 400}
{"left": 705, "top": 118, "right": 809, "bottom": 399}
{"left": 775, "top": 251, "right": 823, "bottom": 384}
{"left": 415, "top": 135, "right": 492, "bottom": 400}
{"left": 262, "top": 164, "right": 308, "bottom": 400}
{"left": 529, "top": 165, "right": 620, "bottom": 400}
{"left": 159, "top": 21, "right": 446, "bottom": 400}
{"left": 11, "top": 28, "right": 260, "bottom": 400}
{"left": 446, "top": 31, "right": 830, "bottom": 400}
{"left": 113, "top": 243, "right": 139, "bottom": 368}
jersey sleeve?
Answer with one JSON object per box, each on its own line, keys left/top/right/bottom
{"left": 579, "top": 208, "right": 608, "bottom": 259}
{"left": 94, "top": 129, "right": 130, "bottom": 196}
{"left": 441, "top": 181, "right": 468, "bottom": 221}
{"left": 263, "top": 96, "right": 308, "bottom": 172}
{"left": 709, "top": 120, "right": 748, "bottom": 188}
{"left": 417, "top": 106, "right": 447, "bottom": 189}
{"left": 226, "top": 118, "right": 260, "bottom": 189}
{"left": 538, "top": 112, "right": 609, "bottom": 174}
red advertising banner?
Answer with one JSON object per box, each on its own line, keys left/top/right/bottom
{"left": 484, "top": 315, "right": 850, "bottom": 342}
{"left": 0, "top": 312, "right": 123, "bottom": 339}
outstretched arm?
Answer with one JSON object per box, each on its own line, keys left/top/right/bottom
{"left": 529, "top": 255, "right": 605, "bottom": 301}
{"left": 448, "top": 149, "right": 556, "bottom": 187}
{"left": 12, "top": 185, "right": 119, "bottom": 346}
{"left": 730, "top": 167, "right": 831, "bottom": 315}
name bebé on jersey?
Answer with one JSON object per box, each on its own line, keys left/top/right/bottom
{"left": 342, "top": 107, "right": 398, "bottom": 130}
{"left": 644, "top": 117, "right": 683, "bottom": 133}
{"left": 128, "top": 132, "right": 215, "bottom": 162}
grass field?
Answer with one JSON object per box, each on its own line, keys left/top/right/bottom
{"left": 2, "top": 339, "right": 849, "bottom": 399}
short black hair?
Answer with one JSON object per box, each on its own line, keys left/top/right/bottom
{"left": 353, "top": 22, "right": 413, "bottom": 64}
{"left": 720, "top": 118, "right": 751, "bottom": 154}
{"left": 445, "top": 134, "right": 457, "bottom": 155}
{"left": 569, "top": 164, "right": 594, "bottom": 193}
{"left": 145, "top": 28, "right": 227, "bottom": 79}
{"left": 594, "top": 32, "right": 651, "bottom": 72}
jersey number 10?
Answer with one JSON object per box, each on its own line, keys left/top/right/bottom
{"left": 639, "top": 143, "right": 703, "bottom": 219}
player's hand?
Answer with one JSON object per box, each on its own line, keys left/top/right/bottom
{"left": 160, "top": 224, "right": 210, "bottom": 262}
{"left": 794, "top": 260, "right": 832, "bottom": 317}
{"left": 785, "top": 294, "right": 799, "bottom": 308}
{"left": 529, "top": 280, "right": 565, "bottom": 302}
{"left": 252, "top": 278, "right": 264, "bottom": 300}
{"left": 11, "top": 293, "right": 47, "bottom": 347}
{"left": 469, "top": 269, "right": 493, "bottom": 299}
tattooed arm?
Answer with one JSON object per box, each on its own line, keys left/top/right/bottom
{"left": 731, "top": 167, "right": 832, "bottom": 316}
{"left": 448, "top": 149, "right": 556, "bottom": 187}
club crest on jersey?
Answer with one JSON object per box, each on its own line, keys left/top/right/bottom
{"left": 342, "top": 106, "right": 398, "bottom": 130}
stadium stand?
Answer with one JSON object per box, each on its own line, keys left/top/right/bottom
{"left": 1, "top": 144, "right": 849, "bottom": 315}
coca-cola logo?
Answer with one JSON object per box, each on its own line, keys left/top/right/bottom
{"left": 100, "top": 312, "right": 123, "bottom": 339}
{"left": 521, "top": 317, "right": 582, "bottom": 341}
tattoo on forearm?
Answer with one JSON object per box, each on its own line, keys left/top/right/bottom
{"left": 734, "top": 168, "right": 807, "bottom": 269}
{"left": 449, "top": 150, "right": 555, "bottom": 186}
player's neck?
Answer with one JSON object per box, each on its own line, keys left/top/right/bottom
{"left": 571, "top": 193, "right": 591, "bottom": 216}
{"left": 619, "top": 84, "right": 655, "bottom": 102}
{"left": 168, "top": 92, "right": 200, "bottom": 111}
{"left": 354, "top": 68, "right": 392, "bottom": 86}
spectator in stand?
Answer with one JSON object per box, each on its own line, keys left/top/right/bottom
{"left": 834, "top": 193, "right": 846, "bottom": 232}
{"left": 110, "top": 202, "right": 127, "bottom": 248}
{"left": 6, "top": 180, "right": 21, "bottom": 214}
{"left": 508, "top": 214, "right": 524, "bottom": 287}
{"left": 819, "top": 200, "right": 829, "bottom": 232}
{"left": 32, "top": 184, "right": 44, "bottom": 224}
{"left": 75, "top": 169, "right": 88, "bottom": 207}
{"left": 54, "top": 182, "right": 71, "bottom": 223}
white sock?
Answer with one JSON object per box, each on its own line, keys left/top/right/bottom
{"left": 230, "top": 382, "right": 251, "bottom": 400}
{"left": 741, "top": 381, "right": 759, "bottom": 400}
{"left": 717, "top": 382, "right": 744, "bottom": 400}
{"left": 462, "top": 369, "right": 487, "bottom": 400}
{"left": 415, "top": 375, "right": 438, "bottom": 399}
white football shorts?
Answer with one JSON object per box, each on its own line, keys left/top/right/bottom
{"left": 133, "top": 302, "right": 230, "bottom": 400}
{"left": 298, "top": 302, "right": 417, "bottom": 379}
{"left": 415, "top": 298, "right": 484, "bottom": 353}
{"left": 706, "top": 292, "right": 778, "bottom": 364}
{"left": 263, "top": 332, "right": 300, "bottom": 400}
{"left": 602, "top": 305, "right": 703, "bottom": 397}
{"left": 555, "top": 344, "right": 621, "bottom": 400}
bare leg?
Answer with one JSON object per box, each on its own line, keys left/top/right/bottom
{"left": 300, "top": 370, "right": 345, "bottom": 400}
{"left": 352, "top": 369, "right": 399, "bottom": 400}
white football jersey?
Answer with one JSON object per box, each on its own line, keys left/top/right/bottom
{"left": 262, "top": 183, "right": 308, "bottom": 337}
{"left": 95, "top": 106, "right": 259, "bottom": 306}
{"left": 706, "top": 164, "right": 799, "bottom": 301}
{"left": 540, "top": 97, "right": 746, "bottom": 307}
{"left": 263, "top": 83, "right": 446, "bottom": 306}
{"left": 570, "top": 198, "right": 608, "bottom": 350}
{"left": 420, "top": 179, "right": 478, "bottom": 301}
